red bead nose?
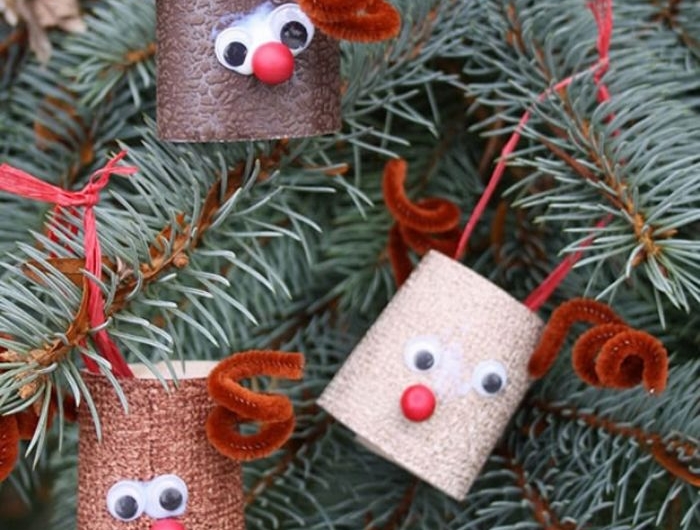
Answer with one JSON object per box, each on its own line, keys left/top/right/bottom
{"left": 400, "top": 384, "right": 436, "bottom": 422}
{"left": 252, "top": 42, "right": 295, "bottom": 85}
{"left": 151, "top": 520, "right": 186, "bottom": 530}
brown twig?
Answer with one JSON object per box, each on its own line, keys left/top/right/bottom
{"left": 366, "top": 479, "right": 419, "bottom": 530}
{"left": 121, "top": 42, "right": 156, "bottom": 69}
{"left": 502, "top": 3, "right": 676, "bottom": 268}
{"left": 499, "top": 446, "right": 577, "bottom": 530}
{"left": 13, "top": 142, "right": 288, "bottom": 373}
{"left": 532, "top": 399, "right": 700, "bottom": 487}
{"left": 0, "top": 26, "right": 27, "bottom": 56}
{"left": 651, "top": 0, "right": 700, "bottom": 54}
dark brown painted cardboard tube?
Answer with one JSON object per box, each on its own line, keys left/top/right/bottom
{"left": 156, "top": 0, "right": 342, "bottom": 142}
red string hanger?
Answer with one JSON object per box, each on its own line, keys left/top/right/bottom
{"left": 453, "top": 0, "right": 614, "bottom": 312}
{"left": 0, "top": 153, "right": 136, "bottom": 377}
{"left": 445, "top": 0, "right": 667, "bottom": 392}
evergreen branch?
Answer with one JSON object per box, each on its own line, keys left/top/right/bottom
{"left": 367, "top": 479, "right": 419, "bottom": 530}
{"left": 538, "top": 133, "right": 675, "bottom": 267}
{"left": 531, "top": 399, "right": 700, "bottom": 487}
{"left": 245, "top": 409, "right": 333, "bottom": 506}
{"left": 467, "top": 0, "right": 700, "bottom": 310}
{"left": 651, "top": 0, "right": 700, "bottom": 60}
{"left": 61, "top": 0, "right": 156, "bottom": 107}
{"left": 2, "top": 144, "right": 279, "bottom": 373}
{"left": 498, "top": 446, "right": 577, "bottom": 530}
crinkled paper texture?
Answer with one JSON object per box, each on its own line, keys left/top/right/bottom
{"left": 1, "top": 0, "right": 85, "bottom": 62}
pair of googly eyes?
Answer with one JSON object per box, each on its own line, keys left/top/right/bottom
{"left": 403, "top": 337, "right": 508, "bottom": 397}
{"left": 107, "top": 474, "right": 188, "bottom": 522}
{"left": 215, "top": 4, "right": 314, "bottom": 75}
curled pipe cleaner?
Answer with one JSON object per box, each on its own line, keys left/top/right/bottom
{"left": 298, "top": 0, "right": 401, "bottom": 42}
{"left": 528, "top": 298, "right": 668, "bottom": 393}
{"left": 382, "top": 158, "right": 461, "bottom": 286}
{"left": 0, "top": 153, "right": 136, "bottom": 377}
{"left": 206, "top": 350, "right": 305, "bottom": 461}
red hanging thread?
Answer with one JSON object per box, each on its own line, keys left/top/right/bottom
{"left": 590, "top": 0, "right": 613, "bottom": 104}
{"left": 453, "top": 0, "right": 615, "bottom": 311}
{"left": 0, "top": 154, "right": 136, "bottom": 377}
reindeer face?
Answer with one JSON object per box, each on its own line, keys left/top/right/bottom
{"left": 157, "top": 0, "right": 341, "bottom": 141}
{"left": 212, "top": 2, "right": 315, "bottom": 84}
{"left": 318, "top": 251, "right": 544, "bottom": 500}
{"left": 78, "top": 363, "right": 244, "bottom": 530}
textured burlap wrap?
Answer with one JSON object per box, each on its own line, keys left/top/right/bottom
{"left": 156, "top": 0, "right": 341, "bottom": 141}
{"left": 318, "top": 250, "right": 544, "bottom": 500}
{"left": 77, "top": 362, "right": 244, "bottom": 529}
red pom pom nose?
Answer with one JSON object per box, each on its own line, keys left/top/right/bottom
{"left": 252, "top": 42, "right": 295, "bottom": 85}
{"left": 151, "top": 520, "right": 186, "bottom": 530}
{"left": 400, "top": 384, "right": 436, "bottom": 422}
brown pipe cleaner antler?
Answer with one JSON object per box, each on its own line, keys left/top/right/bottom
{"left": 298, "top": 0, "right": 401, "bottom": 42}
{"left": 0, "top": 394, "right": 77, "bottom": 482}
{"left": 528, "top": 298, "right": 669, "bottom": 393}
{"left": 383, "top": 159, "right": 461, "bottom": 286}
{"left": 206, "top": 350, "right": 305, "bottom": 461}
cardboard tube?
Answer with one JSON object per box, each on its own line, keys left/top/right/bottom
{"left": 77, "top": 362, "right": 244, "bottom": 529}
{"left": 156, "top": 0, "right": 341, "bottom": 142}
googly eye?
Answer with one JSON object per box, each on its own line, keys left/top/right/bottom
{"left": 403, "top": 336, "right": 441, "bottom": 373}
{"left": 106, "top": 480, "right": 145, "bottom": 522}
{"left": 145, "top": 474, "right": 188, "bottom": 519}
{"left": 472, "top": 360, "right": 508, "bottom": 397}
{"left": 215, "top": 27, "right": 253, "bottom": 74}
{"left": 268, "top": 4, "right": 314, "bottom": 55}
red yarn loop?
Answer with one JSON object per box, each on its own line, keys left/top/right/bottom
{"left": 0, "top": 153, "right": 136, "bottom": 377}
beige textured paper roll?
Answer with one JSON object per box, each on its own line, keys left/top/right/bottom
{"left": 77, "top": 362, "right": 244, "bottom": 529}
{"left": 318, "top": 250, "right": 544, "bottom": 500}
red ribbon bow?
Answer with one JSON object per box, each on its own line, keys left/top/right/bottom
{"left": 0, "top": 153, "right": 135, "bottom": 377}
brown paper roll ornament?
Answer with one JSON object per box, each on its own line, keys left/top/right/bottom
{"left": 77, "top": 352, "right": 304, "bottom": 530}
{"left": 78, "top": 362, "right": 243, "bottom": 530}
{"left": 318, "top": 251, "right": 544, "bottom": 500}
{"left": 156, "top": 0, "right": 341, "bottom": 141}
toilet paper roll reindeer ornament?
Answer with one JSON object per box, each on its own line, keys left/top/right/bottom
{"left": 77, "top": 350, "right": 304, "bottom": 530}
{"left": 318, "top": 157, "right": 669, "bottom": 501}
{"left": 319, "top": 251, "right": 545, "bottom": 500}
{"left": 318, "top": 250, "right": 670, "bottom": 500}
{"left": 156, "top": 0, "right": 401, "bottom": 141}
